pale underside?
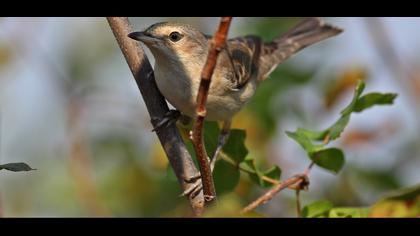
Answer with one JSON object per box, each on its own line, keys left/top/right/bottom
{"left": 153, "top": 37, "right": 263, "bottom": 122}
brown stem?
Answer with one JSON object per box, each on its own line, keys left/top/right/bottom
{"left": 106, "top": 17, "right": 204, "bottom": 216}
{"left": 295, "top": 190, "right": 301, "bottom": 217}
{"left": 240, "top": 175, "right": 305, "bottom": 214}
{"left": 191, "top": 17, "right": 233, "bottom": 205}
{"left": 241, "top": 162, "right": 314, "bottom": 214}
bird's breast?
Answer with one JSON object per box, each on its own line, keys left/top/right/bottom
{"left": 153, "top": 61, "right": 257, "bottom": 122}
{"left": 154, "top": 64, "right": 197, "bottom": 117}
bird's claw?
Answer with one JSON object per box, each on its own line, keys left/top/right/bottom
{"left": 184, "top": 173, "right": 202, "bottom": 183}
{"left": 151, "top": 109, "right": 181, "bottom": 132}
{"left": 180, "top": 179, "right": 203, "bottom": 199}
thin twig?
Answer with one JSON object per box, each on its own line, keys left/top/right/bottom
{"left": 191, "top": 17, "right": 233, "bottom": 205}
{"left": 106, "top": 17, "right": 204, "bottom": 216}
{"left": 240, "top": 175, "right": 305, "bottom": 214}
{"left": 241, "top": 162, "right": 314, "bottom": 214}
{"left": 295, "top": 190, "right": 301, "bottom": 217}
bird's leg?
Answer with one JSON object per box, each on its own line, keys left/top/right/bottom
{"left": 210, "top": 120, "right": 231, "bottom": 171}
{"left": 181, "top": 120, "right": 231, "bottom": 197}
{"left": 150, "top": 109, "right": 181, "bottom": 132}
{"left": 184, "top": 120, "right": 231, "bottom": 182}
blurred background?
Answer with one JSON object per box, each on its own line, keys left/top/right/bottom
{"left": 0, "top": 17, "right": 419, "bottom": 217}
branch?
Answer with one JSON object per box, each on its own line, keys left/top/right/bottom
{"left": 241, "top": 162, "right": 314, "bottom": 214}
{"left": 191, "top": 17, "right": 233, "bottom": 205}
{"left": 106, "top": 17, "right": 204, "bottom": 216}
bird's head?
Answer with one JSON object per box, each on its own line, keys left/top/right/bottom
{"left": 128, "top": 22, "right": 208, "bottom": 63}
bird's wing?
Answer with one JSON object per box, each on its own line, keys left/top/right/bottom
{"left": 259, "top": 17, "right": 343, "bottom": 80}
{"left": 218, "top": 35, "right": 264, "bottom": 91}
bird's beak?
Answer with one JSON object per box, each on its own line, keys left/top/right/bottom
{"left": 128, "top": 31, "right": 159, "bottom": 44}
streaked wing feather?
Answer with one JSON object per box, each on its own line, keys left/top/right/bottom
{"left": 221, "top": 36, "right": 263, "bottom": 90}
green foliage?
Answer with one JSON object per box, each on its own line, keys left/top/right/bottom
{"left": 174, "top": 122, "right": 247, "bottom": 195}
{"left": 211, "top": 121, "right": 281, "bottom": 190}
{"left": 286, "top": 131, "right": 344, "bottom": 173}
{"left": 285, "top": 130, "right": 324, "bottom": 153}
{"left": 0, "top": 162, "right": 36, "bottom": 172}
{"left": 301, "top": 200, "right": 333, "bottom": 218}
{"left": 286, "top": 80, "right": 397, "bottom": 173}
{"left": 311, "top": 148, "right": 345, "bottom": 174}
{"left": 353, "top": 93, "right": 398, "bottom": 113}
{"left": 302, "top": 200, "right": 369, "bottom": 218}
{"left": 203, "top": 122, "right": 243, "bottom": 194}
{"left": 369, "top": 184, "right": 420, "bottom": 217}
{"left": 222, "top": 129, "right": 248, "bottom": 164}
{"left": 260, "top": 166, "right": 281, "bottom": 187}
{"left": 243, "top": 156, "right": 281, "bottom": 188}
{"left": 176, "top": 80, "right": 396, "bottom": 200}
{"left": 213, "top": 160, "right": 240, "bottom": 195}
{"left": 311, "top": 184, "right": 420, "bottom": 218}
{"left": 176, "top": 121, "right": 282, "bottom": 194}
{"left": 328, "top": 207, "right": 369, "bottom": 218}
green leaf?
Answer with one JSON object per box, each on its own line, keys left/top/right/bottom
{"left": 353, "top": 92, "right": 398, "bottom": 113}
{"left": 260, "top": 165, "right": 281, "bottom": 187}
{"left": 301, "top": 200, "right": 334, "bottom": 218}
{"left": 0, "top": 162, "right": 36, "bottom": 172}
{"left": 286, "top": 130, "right": 346, "bottom": 174}
{"left": 289, "top": 80, "right": 397, "bottom": 144}
{"left": 286, "top": 131, "right": 317, "bottom": 153}
{"left": 297, "top": 115, "right": 351, "bottom": 142}
{"left": 310, "top": 148, "right": 345, "bottom": 174}
{"left": 340, "top": 80, "right": 365, "bottom": 115}
{"left": 327, "top": 114, "right": 351, "bottom": 140}
{"left": 243, "top": 156, "right": 281, "bottom": 187}
{"left": 296, "top": 128, "right": 327, "bottom": 141}
{"left": 213, "top": 160, "right": 240, "bottom": 195}
{"left": 244, "top": 156, "right": 261, "bottom": 186}
{"left": 222, "top": 129, "right": 248, "bottom": 164}
{"left": 329, "top": 207, "right": 369, "bottom": 218}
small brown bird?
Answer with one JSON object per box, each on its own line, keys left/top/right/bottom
{"left": 129, "top": 18, "right": 343, "bottom": 194}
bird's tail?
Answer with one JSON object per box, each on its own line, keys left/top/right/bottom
{"left": 259, "top": 18, "right": 343, "bottom": 79}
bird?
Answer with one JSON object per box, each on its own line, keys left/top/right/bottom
{"left": 128, "top": 17, "right": 343, "bottom": 196}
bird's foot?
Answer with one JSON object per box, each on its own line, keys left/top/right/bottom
{"left": 151, "top": 109, "right": 181, "bottom": 132}
{"left": 180, "top": 178, "right": 203, "bottom": 198}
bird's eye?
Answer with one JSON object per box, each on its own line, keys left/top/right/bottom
{"left": 169, "top": 31, "right": 183, "bottom": 42}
